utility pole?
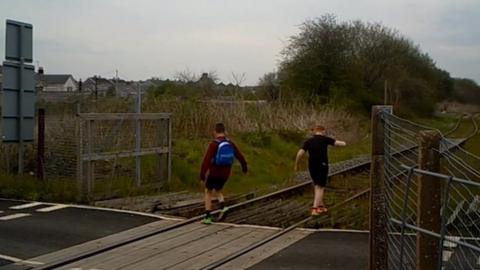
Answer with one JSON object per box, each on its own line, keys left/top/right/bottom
{"left": 135, "top": 82, "right": 142, "bottom": 186}
{"left": 115, "top": 69, "right": 119, "bottom": 97}
{"left": 94, "top": 75, "right": 98, "bottom": 99}
{"left": 78, "top": 79, "right": 82, "bottom": 93}
{"left": 384, "top": 80, "right": 388, "bottom": 105}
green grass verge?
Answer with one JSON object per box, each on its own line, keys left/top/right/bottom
{"left": 169, "top": 130, "right": 371, "bottom": 195}
{"left": 0, "top": 175, "right": 78, "bottom": 202}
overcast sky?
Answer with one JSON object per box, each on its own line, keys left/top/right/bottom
{"left": 0, "top": 0, "right": 479, "bottom": 85}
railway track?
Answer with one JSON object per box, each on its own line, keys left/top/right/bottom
{"left": 28, "top": 151, "right": 374, "bottom": 270}
{"left": 199, "top": 114, "right": 480, "bottom": 269}
{"left": 29, "top": 114, "right": 477, "bottom": 270}
{"left": 216, "top": 114, "right": 478, "bottom": 228}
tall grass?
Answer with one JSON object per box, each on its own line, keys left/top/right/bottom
{"left": 0, "top": 96, "right": 369, "bottom": 201}
{"left": 143, "top": 96, "right": 363, "bottom": 143}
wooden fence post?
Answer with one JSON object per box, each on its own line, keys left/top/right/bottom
{"left": 369, "top": 105, "right": 392, "bottom": 270}
{"left": 416, "top": 130, "right": 441, "bottom": 270}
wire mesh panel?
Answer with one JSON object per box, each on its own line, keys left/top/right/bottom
{"left": 382, "top": 113, "right": 421, "bottom": 270}
{"left": 78, "top": 113, "right": 171, "bottom": 200}
{"left": 439, "top": 137, "right": 480, "bottom": 270}
{"left": 44, "top": 114, "right": 77, "bottom": 179}
{"left": 380, "top": 111, "right": 480, "bottom": 270}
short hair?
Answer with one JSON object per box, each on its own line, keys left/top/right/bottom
{"left": 313, "top": 125, "right": 326, "bottom": 132}
{"left": 215, "top": 123, "right": 226, "bottom": 133}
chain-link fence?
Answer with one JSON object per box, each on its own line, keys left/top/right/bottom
{"left": 0, "top": 109, "right": 171, "bottom": 201}
{"left": 379, "top": 110, "right": 480, "bottom": 270}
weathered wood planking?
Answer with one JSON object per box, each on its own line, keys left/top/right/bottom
{"left": 133, "top": 226, "right": 257, "bottom": 269}
{"left": 216, "top": 229, "right": 313, "bottom": 270}
{"left": 25, "top": 219, "right": 177, "bottom": 265}
{"left": 58, "top": 223, "right": 285, "bottom": 270}
{"left": 168, "top": 228, "right": 275, "bottom": 270}
{"left": 57, "top": 223, "right": 209, "bottom": 269}
{"left": 59, "top": 224, "right": 230, "bottom": 269}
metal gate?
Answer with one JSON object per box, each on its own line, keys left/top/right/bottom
{"left": 76, "top": 113, "right": 172, "bottom": 200}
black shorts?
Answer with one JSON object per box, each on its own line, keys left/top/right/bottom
{"left": 205, "top": 175, "right": 228, "bottom": 191}
{"left": 309, "top": 163, "right": 329, "bottom": 187}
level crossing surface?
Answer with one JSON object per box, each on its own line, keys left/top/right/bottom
{"left": 0, "top": 199, "right": 161, "bottom": 269}
{"left": 45, "top": 223, "right": 311, "bottom": 270}
{"left": 248, "top": 230, "right": 368, "bottom": 270}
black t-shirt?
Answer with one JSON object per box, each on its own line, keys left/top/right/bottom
{"left": 302, "top": 135, "right": 336, "bottom": 165}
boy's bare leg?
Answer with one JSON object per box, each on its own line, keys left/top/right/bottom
{"left": 216, "top": 189, "right": 228, "bottom": 221}
{"left": 205, "top": 189, "right": 213, "bottom": 211}
{"left": 313, "top": 185, "right": 325, "bottom": 207}
{"left": 216, "top": 190, "right": 225, "bottom": 204}
{"left": 214, "top": 189, "right": 226, "bottom": 210}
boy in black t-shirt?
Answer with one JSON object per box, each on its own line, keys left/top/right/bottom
{"left": 294, "top": 125, "right": 346, "bottom": 216}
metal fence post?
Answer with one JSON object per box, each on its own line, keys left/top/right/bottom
{"left": 86, "top": 119, "right": 94, "bottom": 199}
{"left": 167, "top": 116, "right": 172, "bottom": 182}
{"left": 369, "top": 105, "right": 392, "bottom": 270}
{"left": 437, "top": 176, "right": 453, "bottom": 269}
{"left": 76, "top": 115, "right": 85, "bottom": 201}
{"left": 37, "top": 108, "right": 45, "bottom": 180}
{"left": 399, "top": 167, "right": 415, "bottom": 269}
{"left": 416, "top": 130, "right": 441, "bottom": 270}
{"left": 135, "top": 84, "right": 142, "bottom": 186}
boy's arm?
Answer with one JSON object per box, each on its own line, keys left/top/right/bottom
{"left": 232, "top": 143, "right": 248, "bottom": 173}
{"left": 230, "top": 141, "right": 248, "bottom": 173}
{"left": 294, "top": 149, "right": 306, "bottom": 171}
{"left": 200, "top": 142, "right": 216, "bottom": 181}
{"left": 334, "top": 140, "right": 347, "bottom": 146}
{"left": 328, "top": 136, "right": 346, "bottom": 147}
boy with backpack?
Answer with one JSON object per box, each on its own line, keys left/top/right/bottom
{"left": 200, "top": 123, "right": 248, "bottom": 224}
{"left": 294, "top": 125, "right": 346, "bottom": 216}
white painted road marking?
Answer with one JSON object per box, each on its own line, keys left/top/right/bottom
{"left": 9, "top": 202, "right": 43, "bottom": 210}
{"left": 36, "top": 204, "right": 69, "bottom": 212}
{"left": 0, "top": 213, "right": 31, "bottom": 221}
{"left": 0, "top": 254, "right": 44, "bottom": 265}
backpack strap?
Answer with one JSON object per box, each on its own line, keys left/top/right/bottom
{"left": 214, "top": 137, "right": 229, "bottom": 144}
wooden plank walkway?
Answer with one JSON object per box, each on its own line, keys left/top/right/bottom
{"left": 11, "top": 219, "right": 178, "bottom": 268}
{"left": 39, "top": 223, "right": 312, "bottom": 270}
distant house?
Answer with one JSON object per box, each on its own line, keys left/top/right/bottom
{"left": 82, "top": 76, "right": 114, "bottom": 96}
{"left": 35, "top": 68, "right": 78, "bottom": 92}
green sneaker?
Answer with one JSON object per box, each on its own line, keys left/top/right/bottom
{"left": 217, "top": 207, "right": 230, "bottom": 221}
{"left": 201, "top": 216, "right": 214, "bottom": 225}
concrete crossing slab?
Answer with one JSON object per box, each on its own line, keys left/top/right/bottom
{"left": 248, "top": 231, "right": 369, "bottom": 270}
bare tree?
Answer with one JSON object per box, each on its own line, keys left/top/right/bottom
{"left": 230, "top": 72, "right": 247, "bottom": 86}
{"left": 174, "top": 69, "right": 198, "bottom": 83}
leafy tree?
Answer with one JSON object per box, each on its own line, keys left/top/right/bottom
{"left": 453, "top": 78, "right": 480, "bottom": 105}
{"left": 278, "top": 14, "right": 458, "bottom": 115}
